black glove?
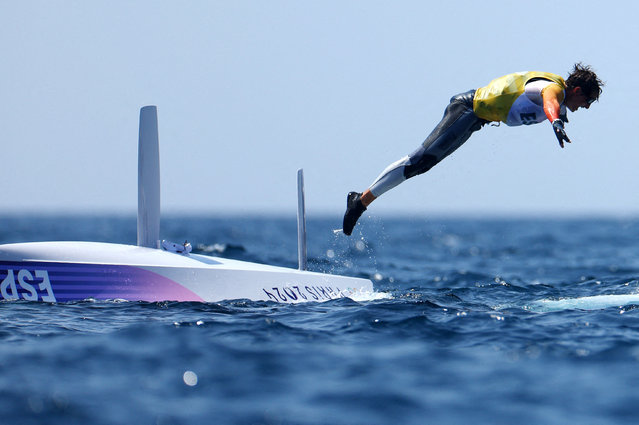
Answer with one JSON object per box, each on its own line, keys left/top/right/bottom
{"left": 552, "top": 119, "right": 571, "bottom": 148}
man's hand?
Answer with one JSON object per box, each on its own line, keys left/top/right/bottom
{"left": 552, "top": 119, "right": 571, "bottom": 148}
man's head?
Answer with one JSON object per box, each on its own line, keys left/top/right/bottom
{"left": 565, "top": 63, "right": 604, "bottom": 112}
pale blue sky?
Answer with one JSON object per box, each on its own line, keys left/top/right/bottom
{"left": 1, "top": 1, "right": 636, "bottom": 216}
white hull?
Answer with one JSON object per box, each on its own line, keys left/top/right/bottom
{"left": 0, "top": 241, "right": 373, "bottom": 303}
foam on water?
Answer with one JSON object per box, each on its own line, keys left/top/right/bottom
{"left": 347, "top": 289, "right": 392, "bottom": 302}
{"left": 530, "top": 293, "right": 639, "bottom": 312}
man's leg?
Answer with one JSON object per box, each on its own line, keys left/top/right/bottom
{"left": 343, "top": 90, "right": 486, "bottom": 235}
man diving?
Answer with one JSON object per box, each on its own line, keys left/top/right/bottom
{"left": 342, "top": 63, "right": 604, "bottom": 235}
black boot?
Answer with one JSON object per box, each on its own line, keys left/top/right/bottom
{"left": 342, "top": 192, "right": 367, "bottom": 236}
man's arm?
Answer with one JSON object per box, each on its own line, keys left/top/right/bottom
{"left": 542, "top": 83, "right": 564, "bottom": 122}
{"left": 542, "top": 83, "right": 571, "bottom": 148}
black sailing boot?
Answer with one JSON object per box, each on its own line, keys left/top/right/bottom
{"left": 342, "top": 192, "right": 367, "bottom": 236}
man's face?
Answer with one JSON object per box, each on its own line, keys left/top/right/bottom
{"left": 566, "top": 86, "right": 595, "bottom": 112}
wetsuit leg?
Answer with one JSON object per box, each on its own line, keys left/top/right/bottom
{"left": 369, "top": 90, "right": 487, "bottom": 197}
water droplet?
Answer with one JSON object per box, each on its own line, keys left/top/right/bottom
{"left": 183, "top": 370, "right": 198, "bottom": 386}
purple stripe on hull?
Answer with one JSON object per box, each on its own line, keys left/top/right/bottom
{"left": 0, "top": 261, "right": 204, "bottom": 302}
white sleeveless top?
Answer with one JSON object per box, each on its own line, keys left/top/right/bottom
{"left": 505, "top": 80, "right": 566, "bottom": 126}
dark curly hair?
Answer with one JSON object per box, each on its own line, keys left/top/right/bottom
{"left": 566, "top": 63, "right": 603, "bottom": 101}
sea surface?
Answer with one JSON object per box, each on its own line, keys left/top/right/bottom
{"left": 1, "top": 214, "right": 639, "bottom": 425}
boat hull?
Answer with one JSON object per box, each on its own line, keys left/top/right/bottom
{"left": 0, "top": 242, "right": 374, "bottom": 303}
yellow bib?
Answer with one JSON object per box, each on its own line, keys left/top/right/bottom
{"left": 473, "top": 71, "right": 566, "bottom": 123}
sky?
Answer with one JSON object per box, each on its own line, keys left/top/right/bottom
{"left": 1, "top": 0, "right": 637, "bottom": 217}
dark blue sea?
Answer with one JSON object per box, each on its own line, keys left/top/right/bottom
{"left": 2, "top": 214, "right": 639, "bottom": 425}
